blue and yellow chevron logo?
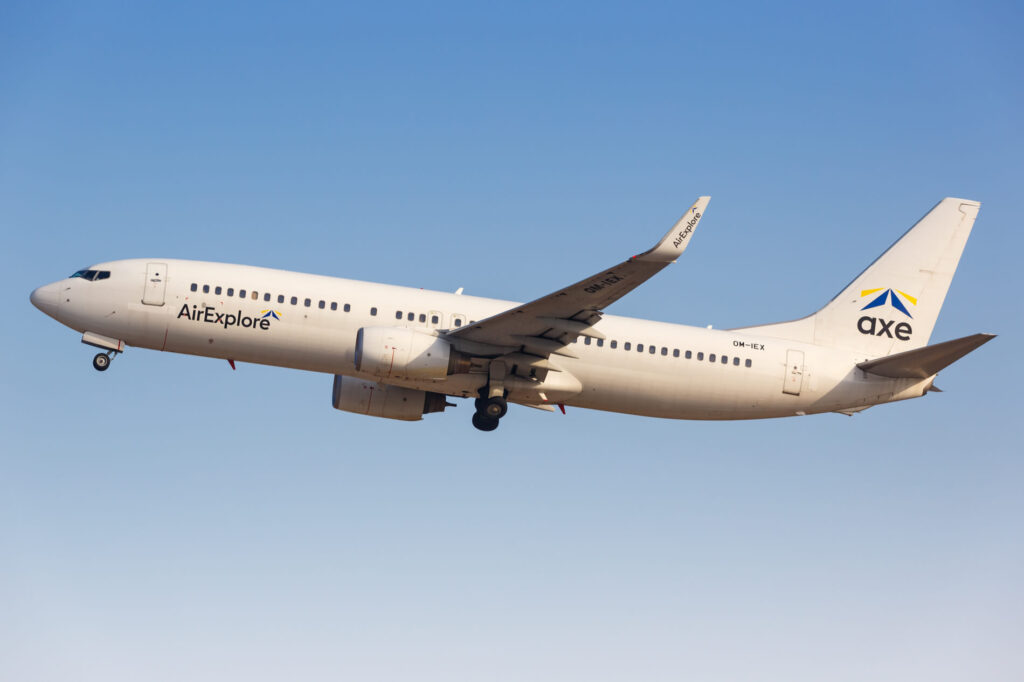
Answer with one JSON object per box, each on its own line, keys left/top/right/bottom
{"left": 860, "top": 288, "right": 916, "bottom": 318}
{"left": 260, "top": 309, "right": 282, "bottom": 320}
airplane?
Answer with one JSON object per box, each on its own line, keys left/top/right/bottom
{"left": 30, "top": 196, "right": 993, "bottom": 431}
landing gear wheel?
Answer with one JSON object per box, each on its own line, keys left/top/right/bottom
{"left": 472, "top": 412, "right": 500, "bottom": 432}
{"left": 92, "top": 353, "right": 111, "bottom": 372}
{"left": 482, "top": 396, "right": 508, "bottom": 419}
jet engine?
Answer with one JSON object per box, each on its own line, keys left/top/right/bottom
{"left": 355, "top": 327, "right": 469, "bottom": 380}
{"left": 332, "top": 375, "right": 449, "bottom": 421}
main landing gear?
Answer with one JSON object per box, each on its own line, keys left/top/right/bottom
{"left": 472, "top": 395, "right": 507, "bottom": 432}
{"left": 472, "top": 359, "right": 509, "bottom": 432}
{"left": 92, "top": 351, "right": 115, "bottom": 371}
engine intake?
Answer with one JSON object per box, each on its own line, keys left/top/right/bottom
{"left": 332, "top": 375, "right": 449, "bottom": 421}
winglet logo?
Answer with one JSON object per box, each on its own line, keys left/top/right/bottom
{"left": 859, "top": 288, "right": 916, "bottom": 318}
{"left": 857, "top": 287, "right": 916, "bottom": 340}
{"left": 261, "top": 309, "right": 282, "bottom": 320}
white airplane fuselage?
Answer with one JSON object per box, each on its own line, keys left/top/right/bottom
{"left": 32, "top": 258, "right": 931, "bottom": 421}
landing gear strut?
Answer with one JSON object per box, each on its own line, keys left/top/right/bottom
{"left": 92, "top": 352, "right": 113, "bottom": 371}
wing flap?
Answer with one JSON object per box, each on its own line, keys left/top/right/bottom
{"left": 857, "top": 333, "right": 995, "bottom": 379}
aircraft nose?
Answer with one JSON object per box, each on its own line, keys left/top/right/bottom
{"left": 30, "top": 281, "right": 61, "bottom": 320}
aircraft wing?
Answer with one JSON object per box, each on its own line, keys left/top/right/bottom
{"left": 446, "top": 197, "right": 710, "bottom": 356}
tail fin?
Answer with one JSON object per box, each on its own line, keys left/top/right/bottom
{"left": 736, "top": 198, "right": 981, "bottom": 356}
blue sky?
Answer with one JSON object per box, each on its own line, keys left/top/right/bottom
{"left": 2, "top": 2, "right": 1022, "bottom": 680}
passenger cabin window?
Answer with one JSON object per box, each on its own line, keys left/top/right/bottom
{"left": 330, "top": 302, "right": 338, "bottom": 311}
{"left": 396, "top": 311, "right": 403, "bottom": 320}
{"left": 721, "top": 355, "right": 728, "bottom": 364}
{"left": 252, "top": 291, "right": 258, "bottom": 300}
{"left": 370, "top": 307, "right": 378, "bottom": 316}
{"left": 733, "top": 357, "right": 740, "bottom": 366}
{"left": 304, "top": 298, "right": 311, "bottom": 307}
{"left": 318, "top": 300, "right": 325, "bottom": 309}
{"left": 215, "top": 286, "right": 222, "bottom": 295}
{"left": 264, "top": 293, "right": 271, "bottom": 302}
{"left": 610, "top": 340, "right": 617, "bottom": 349}
{"left": 697, "top": 352, "right": 704, "bottom": 361}
{"left": 203, "top": 285, "right": 210, "bottom": 293}
{"left": 597, "top": 339, "right": 604, "bottom": 347}
{"left": 278, "top": 295, "right": 285, "bottom": 304}
{"left": 624, "top": 342, "right": 631, "bottom": 351}
{"left": 419, "top": 313, "right": 426, "bottom": 323}
{"left": 710, "top": 354, "right": 716, "bottom": 362}
{"left": 190, "top": 283, "right": 197, "bottom": 292}
{"left": 431, "top": 314, "right": 439, "bottom": 324}
{"left": 584, "top": 337, "right": 591, "bottom": 345}
{"left": 673, "top": 349, "right": 680, "bottom": 357}
{"left": 290, "top": 296, "right": 298, "bottom": 305}
{"left": 407, "top": 312, "right": 414, "bottom": 321}
{"left": 685, "top": 350, "right": 692, "bottom": 359}
{"left": 239, "top": 289, "right": 245, "bottom": 297}
{"left": 227, "top": 288, "right": 234, "bottom": 296}
{"left": 649, "top": 346, "right": 656, "bottom": 354}
{"left": 344, "top": 304, "right": 351, "bottom": 312}
{"left": 637, "top": 344, "right": 644, "bottom": 353}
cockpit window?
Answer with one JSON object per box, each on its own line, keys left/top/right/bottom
{"left": 69, "top": 269, "right": 110, "bottom": 281}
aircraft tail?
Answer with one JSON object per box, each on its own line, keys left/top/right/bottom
{"left": 735, "top": 198, "right": 981, "bottom": 356}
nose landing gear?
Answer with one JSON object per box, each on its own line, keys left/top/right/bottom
{"left": 82, "top": 332, "right": 126, "bottom": 372}
{"left": 92, "top": 351, "right": 115, "bottom": 371}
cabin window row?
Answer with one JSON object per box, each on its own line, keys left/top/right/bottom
{"left": 575, "top": 336, "right": 753, "bottom": 367}
{"left": 190, "top": 282, "right": 353, "bottom": 313}
{"left": 189, "top": 283, "right": 477, "bottom": 327}
{"left": 393, "top": 310, "right": 474, "bottom": 328}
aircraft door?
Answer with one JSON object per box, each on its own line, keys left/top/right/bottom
{"left": 783, "top": 349, "right": 804, "bottom": 396}
{"left": 142, "top": 262, "right": 167, "bottom": 306}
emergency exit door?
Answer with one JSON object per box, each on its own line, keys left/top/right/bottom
{"left": 142, "top": 262, "right": 167, "bottom": 306}
{"left": 783, "top": 349, "right": 804, "bottom": 396}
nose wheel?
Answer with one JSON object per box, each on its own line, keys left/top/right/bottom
{"left": 92, "top": 352, "right": 113, "bottom": 371}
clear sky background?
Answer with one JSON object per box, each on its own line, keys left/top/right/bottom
{"left": 2, "top": 2, "right": 1022, "bottom": 680}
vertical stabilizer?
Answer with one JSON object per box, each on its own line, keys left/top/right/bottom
{"left": 736, "top": 198, "right": 980, "bottom": 356}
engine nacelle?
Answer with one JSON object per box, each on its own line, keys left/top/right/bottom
{"left": 355, "top": 326, "right": 464, "bottom": 380}
{"left": 332, "top": 375, "right": 449, "bottom": 421}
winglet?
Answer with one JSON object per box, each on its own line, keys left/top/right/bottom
{"left": 636, "top": 196, "right": 711, "bottom": 263}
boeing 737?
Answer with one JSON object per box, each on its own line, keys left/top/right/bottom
{"left": 30, "top": 196, "right": 993, "bottom": 431}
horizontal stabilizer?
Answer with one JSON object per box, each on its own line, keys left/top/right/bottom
{"left": 857, "top": 333, "right": 995, "bottom": 379}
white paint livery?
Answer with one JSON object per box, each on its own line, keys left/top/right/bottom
{"left": 30, "top": 197, "right": 993, "bottom": 430}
